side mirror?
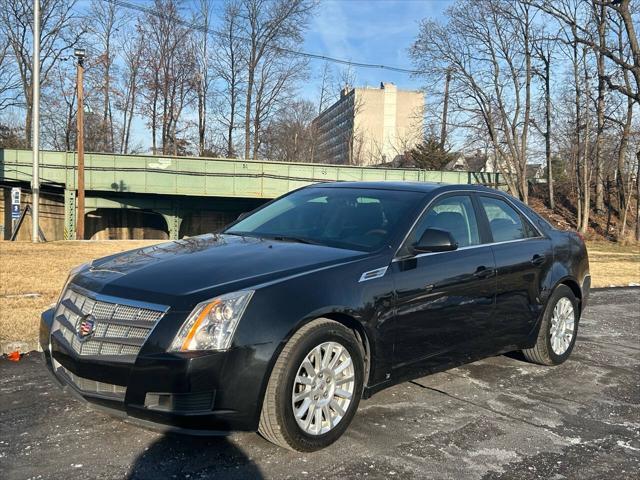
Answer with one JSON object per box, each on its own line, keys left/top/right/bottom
{"left": 413, "top": 228, "right": 458, "bottom": 254}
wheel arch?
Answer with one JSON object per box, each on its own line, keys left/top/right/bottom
{"left": 258, "top": 310, "right": 373, "bottom": 416}
{"left": 528, "top": 275, "right": 583, "bottom": 345}
{"left": 321, "top": 312, "right": 372, "bottom": 389}
{"left": 559, "top": 277, "right": 582, "bottom": 312}
{"left": 545, "top": 275, "right": 582, "bottom": 316}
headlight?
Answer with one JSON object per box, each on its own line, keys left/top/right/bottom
{"left": 170, "top": 290, "right": 254, "bottom": 352}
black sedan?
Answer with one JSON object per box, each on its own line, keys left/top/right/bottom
{"left": 40, "top": 182, "right": 590, "bottom": 451}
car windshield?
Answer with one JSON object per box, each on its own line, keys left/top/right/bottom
{"left": 225, "top": 187, "right": 425, "bottom": 252}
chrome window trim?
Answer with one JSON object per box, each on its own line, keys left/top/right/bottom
{"left": 392, "top": 236, "right": 544, "bottom": 263}
{"left": 393, "top": 188, "right": 546, "bottom": 261}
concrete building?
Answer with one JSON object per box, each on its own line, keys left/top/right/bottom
{"left": 313, "top": 82, "right": 424, "bottom": 166}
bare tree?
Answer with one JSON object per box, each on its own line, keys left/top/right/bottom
{"left": 305, "top": 62, "right": 335, "bottom": 162}
{"left": 636, "top": 149, "right": 640, "bottom": 241}
{"left": 40, "top": 61, "right": 76, "bottom": 150}
{"left": 337, "top": 64, "right": 356, "bottom": 93}
{"left": 139, "top": 0, "right": 195, "bottom": 155}
{"left": 411, "top": 0, "right": 535, "bottom": 202}
{"left": 240, "top": 0, "right": 315, "bottom": 159}
{"left": 85, "top": 0, "right": 122, "bottom": 152}
{"left": 214, "top": 0, "right": 245, "bottom": 158}
{"left": 593, "top": 0, "right": 607, "bottom": 214}
{"left": 614, "top": 13, "right": 635, "bottom": 239}
{"left": 552, "top": 0, "right": 593, "bottom": 232}
{"left": 193, "top": 0, "right": 213, "bottom": 156}
{"left": 260, "top": 99, "right": 315, "bottom": 161}
{"left": 252, "top": 47, "right": 307, "bottom": 159}
{"left": 529, "top": 0, "right": 638, "bottom": 103}
{"left": 531, "top": 27, "right": 556, "bottom": 209}
{"left": 580, "top": 46, "right": 593, "bottom": 233}
{"left": 0, "top": 0, "right": 83, "bottom": 147}
{"left": 117, "top": 23, "right": 145, "bottom": 154}
{"left": 316, "top": 62, "right": 334, "bottom": 115}
{"left": 0, "top": 41, "right": 21, "bottom": 111}
{"left": 440, "top": 67, "right": 452, "bottom": 149}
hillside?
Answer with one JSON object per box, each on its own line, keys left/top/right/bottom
{"left": 528, "top": 183, "right": 639, "bottom": 243}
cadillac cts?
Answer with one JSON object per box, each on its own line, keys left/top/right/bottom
{"left": 40, "top": 182, "right": 590, "bottom": 451}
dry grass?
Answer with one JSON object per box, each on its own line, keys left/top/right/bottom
{"left": 1, "top": 239, "right": 638, "bottom": 346}
{"left": 586, "top": 241, "right": 640, "bottom": 288}
{"left": 0, "top": 241, "right": 162, "bottom": 347}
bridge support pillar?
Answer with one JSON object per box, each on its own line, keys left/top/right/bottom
{"left": 162, "top": 210, "right": 182, "bottom": 240}
{"left": 64, "top": 189, "right": 76, "bottom": 240}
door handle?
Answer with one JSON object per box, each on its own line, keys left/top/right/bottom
{"left": 473, "top": 266, "right": 494, "bottom": 278}
{"left": 531, "top": 254, "right": 546, "bottom": 266}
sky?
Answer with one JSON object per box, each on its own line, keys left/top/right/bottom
{"left": 301, "top": 0, "right": 451, "bottom": 103}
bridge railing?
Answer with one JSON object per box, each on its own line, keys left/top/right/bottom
{"left": 1, "top": 148, "right": 505, "bottom": 199}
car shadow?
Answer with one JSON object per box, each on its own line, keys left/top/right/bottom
{"left": 127, "top": 433, "right": 264, "bottom": 479}
{"left": 503, "top": 350, "right": 527, "bottom": 362}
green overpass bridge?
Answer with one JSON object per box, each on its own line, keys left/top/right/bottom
{"left": 0, "top": 149, "right": 503, "bottom": 240}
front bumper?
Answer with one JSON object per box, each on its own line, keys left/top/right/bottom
{"left": 40, "top": 308, "right": 266, "bottom": 433}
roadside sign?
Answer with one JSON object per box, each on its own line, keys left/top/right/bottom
{"left": 11, "top": 187, "right": 21, "bottom": 205}
{"left": 11, "top": 204, "right": 21, "bottom": 219}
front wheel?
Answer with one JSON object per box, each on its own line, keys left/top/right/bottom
{"left": 523, "top": 284, "right": 579, "bottom": 365}
{"left": 258, "top": 319, "right": 364, "bottom": 451}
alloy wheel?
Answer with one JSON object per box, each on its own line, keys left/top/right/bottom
{"left": 550, "top": 297, "right": 575, "bottom": 355}
{"left": 291, "top": 341, "right": 355, "bottom": 435}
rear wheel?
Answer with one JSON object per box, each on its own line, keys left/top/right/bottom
{"left": 258, "top": 319, "right": 364, "bottom": 451}
{"left": 523, "top": 284, "right": 579, "bottom": 365}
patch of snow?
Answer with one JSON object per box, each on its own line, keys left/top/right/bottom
{"left": 617, "top": 440, "right": 640, "bottom": 452}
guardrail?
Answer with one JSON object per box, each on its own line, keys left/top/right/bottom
{"left": 0, "top": 149, "right": 504, "bottom": 199}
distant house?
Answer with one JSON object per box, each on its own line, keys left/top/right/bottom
{"left": 445, "top": 149, "right": 497, "bottom": 173}
{"left": 444, "top": 152, "right": 548, "bottom": 181}
{"left": 526, "top": 164, "right": 546, "bottom": 182}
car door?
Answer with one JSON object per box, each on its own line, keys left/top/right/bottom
{"left": 390, "top": 193, "right": 496, "bottom": 375}
{"left": 476, "top": 194, "right": 553, "bottom": 347}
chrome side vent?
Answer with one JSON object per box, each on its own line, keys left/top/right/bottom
{"left": 359, "top": 266, "right": 388, "bottom": 282}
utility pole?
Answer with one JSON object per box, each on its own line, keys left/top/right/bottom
{"left": 439, "top": 67, "right": 452, "bottom": 149}
{"left": 31, "top": 0, "right": 40, "bottom": 243}
{"left": 75, "top": 48, "right": 86, "bottom": 240}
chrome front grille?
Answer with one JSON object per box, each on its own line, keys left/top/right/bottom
{"left": 56, "top": 364, "right": 126, "bottom": 399}
{"left": 52, "top": 287, "right": 165, "bottom": 358}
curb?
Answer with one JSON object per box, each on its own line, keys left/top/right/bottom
{"left": 591, "top": 285, "right": 640, "bottom": 292}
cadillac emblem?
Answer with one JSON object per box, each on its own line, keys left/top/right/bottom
{"left": 77, "top": 314, "right": 97, "bottom": 341}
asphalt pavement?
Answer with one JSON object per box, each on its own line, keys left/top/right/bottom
{"left": 1, "top": 288, "right": 639, "bottom": 480}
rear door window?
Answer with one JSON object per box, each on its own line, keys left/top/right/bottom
{"left": 479, "top": 196, "right": 538, "bottom": 242}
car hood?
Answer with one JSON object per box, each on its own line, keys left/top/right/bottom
{"left": 71, "top": 234, "right": 367, "bottom": 308}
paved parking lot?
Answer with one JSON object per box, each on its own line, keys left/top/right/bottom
{"left": 1, "top": 288, "right": 639, "bottom": 480}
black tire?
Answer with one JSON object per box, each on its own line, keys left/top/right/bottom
{"left": 258, "top": 318, "right": 364, "bottom": 451}
{"left": 523, "top": 284, "right": 579, "bottom": 366}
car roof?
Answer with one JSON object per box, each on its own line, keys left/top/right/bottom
{"left": 309, "top": 181, "right": 496, "bottom": 194}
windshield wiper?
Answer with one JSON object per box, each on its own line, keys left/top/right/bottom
{"left": 269, "top": 235, "right": 320, "bottom": 245}
{"left": 225, "top": 231, "right": 321, "bottom": 245}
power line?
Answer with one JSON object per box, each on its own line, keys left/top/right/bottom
{"left": 101, "top": 0, "right": 424, "bottom": 75}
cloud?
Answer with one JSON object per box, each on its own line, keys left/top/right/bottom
{"left": 310, "top": 0, "right": 355, "bottom": 61}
